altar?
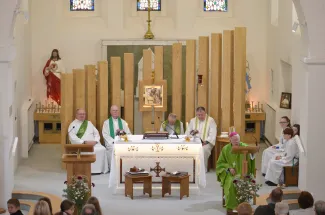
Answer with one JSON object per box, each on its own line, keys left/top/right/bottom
{"left": 108, "top": 135, "right": 206, "bottom": 193}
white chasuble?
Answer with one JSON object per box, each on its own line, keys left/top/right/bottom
{"left": 185, "top": 115, "right": 217, "bottom": 171}
{"left": 68, "top": 119, "right": 108, "bottom": 174}
{"left": 265, "top": 138, "right": 299, "bottom": 184}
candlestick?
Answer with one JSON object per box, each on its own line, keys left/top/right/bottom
{"left": 144, "top": 0, "right": 154, "bottom": 39}
{"left": 251, "top": 101, "right": 254, "bottom": 112}
{"left": 261, "top": 104, "right": 264, "bottom": 112}
{"left": 186, "top": 122, "right": 189, "bottom": 130}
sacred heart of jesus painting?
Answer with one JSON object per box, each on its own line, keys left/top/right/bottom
{"left": 138, "top": 80, "right": 167, "bottom": 112}
{"left": 144, "top": 85, "right": 163, "bottom": 106}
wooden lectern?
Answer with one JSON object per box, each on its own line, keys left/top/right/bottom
{"left": 62, "top": 145, "right": 96, "bottom": 194}
{"left": 231, "top": 146, "right": 259, "bottom": 177}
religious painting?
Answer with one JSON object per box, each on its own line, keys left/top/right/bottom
{"left": 70, "top": 0, "right": 95, "bottom": 11}
{"left": 204, "top": 0, "right": 228, "bottom": 12}
{"left": 138, "top": 80, "right": 167, "bottom": 112}
{"left": 280, "top": 92, "right": 291, "bottom": 109}
{"left": 137, "top": 0, "right": 161, "bottom": 11}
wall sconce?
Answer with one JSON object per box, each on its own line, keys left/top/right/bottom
{"left": 197, "top": 74, "right": 203, "bottom": 86}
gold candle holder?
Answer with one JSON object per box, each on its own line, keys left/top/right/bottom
{"left": 144, "top": 0, "right": 154, "bottom": 39}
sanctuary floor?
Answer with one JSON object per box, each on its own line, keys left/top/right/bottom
{"left": 14, "top": 143, "right": 299, "bottom": 215}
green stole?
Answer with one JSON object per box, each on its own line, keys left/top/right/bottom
{"left": 162, "top": 120, "right": 181, "bottom": 135}
{"left": 109, "top": 116, "right": 123, "bottom": 138}
{"left": 195, "top": 114, "right": 209, "bottom": 141}
{"left": 216, "top": 142, "right": 256, "bottom": 210}
{"left": 76, "top": 120, "right": 88, "bottom": 139}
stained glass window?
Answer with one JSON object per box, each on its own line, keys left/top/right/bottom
{"left": 204, "top": 0, "right": 228, "bottom": 12}
{"left": 137, "top": 0, "right": 161, "bottom": 11}
{"left": 70, "top": 0, "right": 95, "bottom": 11}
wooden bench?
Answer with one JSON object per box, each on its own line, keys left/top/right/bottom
{"left": 284, "top": 165, "right": 299, "bottom": 186}
{"left": 162, "top": 175, "right": 190, "bottom": 200}
{"left": 124, "top": 174, "right": 152, "bottom": 199}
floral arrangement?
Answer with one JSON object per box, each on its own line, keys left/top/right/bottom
{"left": 233, "top": 174, "right": 262, "bottom": 204}
{"left": 63, "top": 175, "right": 95, "bottom": 214}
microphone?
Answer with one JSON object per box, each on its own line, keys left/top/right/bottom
{"left": 158, "top": 117, "right": 179, "bottom": 139}
{"left": 66, "top": 126, "right": 75, "bottom": 144}
{"left": 115, "top": 129, "right": 126, "bottom": 136}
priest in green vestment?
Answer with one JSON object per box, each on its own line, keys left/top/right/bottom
{"left": 160, "top": 113, "right": 184, "bottom": 135}
{"left": 102, "top": 105, "right": 131, "bottom": 171}
{"left": 216, "top": 132, "right": 256, "bottom": 211}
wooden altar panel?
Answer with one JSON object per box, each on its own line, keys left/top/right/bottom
{"left": 142, "top": 49, "right": 153, "bottom": 132}
{"left": 172, "top": 43, "right": 182, "bottom": 119}
{"left": 85, "top": 65, "right": 97, "bottom": 125}
{"left": 221, "top": 30, "right": 234, "bottom": 132}
{"left": 73, "top": 69, "right": 86, "bottom": 110}
{"left": 97, "top": 61, "right": 109, "bottom": 135}
{"left": 124, "top": 53, "right": 134, "bottom": 133}
{"left": 198, "top": 36, "right": 209, "bottom": 111}
{"left": 110, "top": 57, "right": 121, "bottom": 107}
{"left": 154, "top": 46, "right": 164, "bottom": 130}
{"left": 210, "top": 33, "right": 222, "bottom": 135}
{"left": 234, "top": 27, "right": 246, "bottom": 137}
{"left": 185, "top": 40, "right": 196, "bottom": 127}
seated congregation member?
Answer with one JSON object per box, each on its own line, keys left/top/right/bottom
{"left": 54, "top": 199, "right": 75, "bottom": 215}
{"left": 7, "top": 199, "right": 23, "bottom": 215}
{"left": 290, "top": 191, "right": 314, "bottom": 215}
{"left": 275, "top": 202, "right": 289, "bottom": 215}
{"left": 38, "top": 197, "right": 53, "bottom": 215}
{"left": 160, "top": 113, "right": 184, "bottom": 135}
{"left": 262, "top": 116, "right": 291, "bottom": 175}
{"left": 80, "top": 204, "right": 96, "bottom": 215}
{"left": 68, "top": 108, "right": 108, "bottom": 174}
{"left": 216, "top": 132, "right": 256, "bottom": 211}
{"left": 265, "top": 127, "right": 299, "bottom": 186}
{"left": 237, "top": 202, "right": 253, "bottom": 215}
{"left": 103, "top": 105, "right": 131, "bottom": 171}
{"left": 86, "top": 196, "right": 102, "bottom": 215}
{"left": 186, "top": 106, "right": 217, "bottom": 171}
{"left": 315, "top": 201, "right": 325, "bottom": 215}
{"left": 254, "top": 188, "right": 283, "bottom": 215}
{"left": 33, "top": 200, "right": 51, "bottom": 215}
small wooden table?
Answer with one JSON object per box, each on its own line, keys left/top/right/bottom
{"left": 124, "top": 174, "right": 152, "bottom": 200}
{"left": 162, "top": 175, "right": 190, "bottom": 200}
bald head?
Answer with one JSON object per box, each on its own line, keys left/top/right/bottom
{"left": 270, "top": 188, "right": 283, "bottom": 203}
{"left": 76, "top": 108, "right": 86, "bottom": 121}
{"left": 110, "top": 105, "right": 120, "bottom": 119}
{"left": 237, "top": 202, "right": 252, "bottom": 215}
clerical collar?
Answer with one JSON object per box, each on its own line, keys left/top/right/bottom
{"left": 76, "top": 119, "right": 84, "bottom": 123}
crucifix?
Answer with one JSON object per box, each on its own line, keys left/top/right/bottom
{"left": 144, "top": 0, "right": 154, "bottom": 39}
{"left": 150, "top": 162, "right": 165, "bottom": 177}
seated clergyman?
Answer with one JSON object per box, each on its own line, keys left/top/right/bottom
{"left": 185, "top": 106, "right": 217, "bottom": 171}
{"left": 216, "top": 132, "right": 256, "bottom": 211}
{"left": 159, "top": 113, "right": 184, "bottom": 135}
{"left": 102, "top": 105, "right": 131, "bottom": 171}
{"left": 68, "top": 109, "right": 108, "bottom": 174}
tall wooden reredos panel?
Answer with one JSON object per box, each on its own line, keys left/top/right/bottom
{"left": 61, "top": 27, "right": 247, "bottom": 152}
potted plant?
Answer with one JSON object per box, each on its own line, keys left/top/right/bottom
{"left": 233, "top": 174, "right": 262, "bottom": 204}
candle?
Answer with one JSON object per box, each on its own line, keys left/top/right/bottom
{"left": 186, "top": 122, "right": 189, "bottom": 130}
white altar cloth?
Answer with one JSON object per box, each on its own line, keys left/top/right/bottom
{"left": 108, "top": 135, "right": 206, "bottom": 193}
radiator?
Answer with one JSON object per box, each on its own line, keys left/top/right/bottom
{"left": 264, "top": 104, "right": 277, "bottom": 145}
{"left": 21, "top": 98, "right": 36, "bottom": 158}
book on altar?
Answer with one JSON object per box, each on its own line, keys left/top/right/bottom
{"left": 126, "top": 171, "right": 150, "bottom": 175}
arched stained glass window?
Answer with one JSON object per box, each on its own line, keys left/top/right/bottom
{"left": 70, "top": 0, "right": 95, "bottom": 11}
{"left": 204, "top": 0, "right": 228, "bottom": 12}
{"left": 137, "top": 0, "right": 161, "bottom": 11}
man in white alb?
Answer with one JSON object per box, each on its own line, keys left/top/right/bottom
{"left": 160, "top": 113, "right": 184, "bottom": 135}
{"left": 185, "top": 106, "right": 217, "bottom": 172}
{"left": 68, "top": 109, "right": 109, "bottom": 174}
{"left": 102, "top": 105, "right": 131, "bottom": 171}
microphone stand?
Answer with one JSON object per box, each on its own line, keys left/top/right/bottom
{"left": 158, "top": 117, "right": 179, "bottom": 139}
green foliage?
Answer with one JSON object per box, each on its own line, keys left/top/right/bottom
{"left": 233, "top": 174, "right": 262, "bottom": 203}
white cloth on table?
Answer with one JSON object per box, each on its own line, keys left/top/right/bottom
{"left": 185, "top": 116, "right": 217, "bottom": 171}
{"left": 159, "top": 121, "right": 184, "bottom": 135}
{"left": 102, "top": 117, "right": 131, "bottom": 170}
{"left": 265, "top": 138, "right": 299, "bottom": 184}
{"left": 68, "top": 119, "right": 108, "bottom": 174}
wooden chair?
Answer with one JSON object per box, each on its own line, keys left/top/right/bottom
{"left": 284, "top": 165, "right": 299, "bottom": 186}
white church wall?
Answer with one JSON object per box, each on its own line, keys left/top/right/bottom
{"left": 30, "top": 0, "right": 268, "bottom": 103}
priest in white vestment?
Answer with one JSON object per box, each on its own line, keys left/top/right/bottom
{"left": 185, "top": 106, "right": 217, "bottom": 172}
{"left": 160, "top": 113, "right": 184, "bottom": 135}
{"left": 102, "top": 105, "right": 131, "bottom": 171}
{"left": 265, "top": 127, "right": 299, "bottom": 186}
{"left": 68, "top": 109, "right": 108, "bottom": 174}
{"left": 261, "top": 116, "right": 291, "bottom": 175}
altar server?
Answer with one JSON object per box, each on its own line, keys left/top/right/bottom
{"left": 261, "top": 116, "right": 291, "bottom": 175}
{"left": 102, "top": 105, "right": 131, "bottom": 170}
{"left": 68, "top": 109, "right": 108, "bottom": 174}
{"left": 185, "top": 106, "right": 217, "bottom": 171}
{"left": 160, "top": 113, "right": 184, "bottom": 135}
{"left": 265, "top": 127, "right": 299, "bottom": 186}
